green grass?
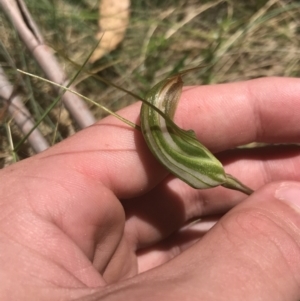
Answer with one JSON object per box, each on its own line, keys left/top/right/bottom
{"left": 0, "top": 0, "right": 300, "bottom": 166}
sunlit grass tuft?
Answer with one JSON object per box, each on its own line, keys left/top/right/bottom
{"left": 0, "top": 0, "right": 299, "bottom": 166}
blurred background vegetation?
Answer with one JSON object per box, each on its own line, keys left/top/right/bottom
{"left": 0, "top": 0, "right": 300, "bottom": 166}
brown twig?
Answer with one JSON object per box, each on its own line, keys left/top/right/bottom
{"left": 0, "top": 66, "right": 49, "bottom": 153}
{"left": 0, "top": 0, "right": 95, "bottom": 128}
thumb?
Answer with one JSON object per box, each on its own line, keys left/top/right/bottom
{"left": 77, "top": 182, "right": 300, "bottom": 301}
{"left": 180, "top": 181, "right": 300, "bottom": 300}
{"left": 85, "top": 181, "right": 300, "bottom": 300}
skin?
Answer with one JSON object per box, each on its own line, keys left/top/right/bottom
{"left": 1, "top": 77, "right": 300, "bottom": 300}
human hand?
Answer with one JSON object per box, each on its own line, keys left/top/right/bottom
{"left": 1, "top": 77, "right": 300, "bottom": 300}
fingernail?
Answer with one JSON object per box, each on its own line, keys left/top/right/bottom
{"left": 275, "top": 183, "right": 300, "bottom": 212}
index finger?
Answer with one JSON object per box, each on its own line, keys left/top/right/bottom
{"left": 176, "top": 77, "right": 300, "bottom": 152}
{"left": 37, "top": 77, "right": 300, "bottom": 200}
